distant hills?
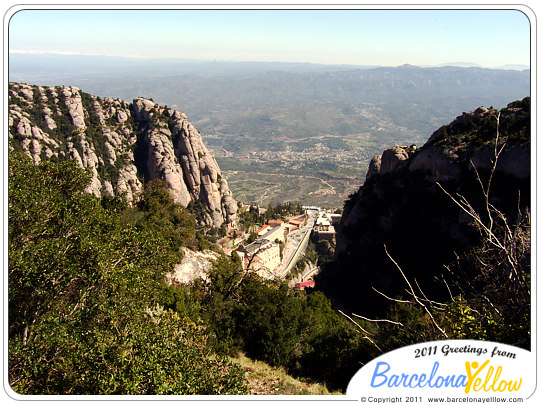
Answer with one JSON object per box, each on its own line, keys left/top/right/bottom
{"left": 8, "top": 53, "right": 379, "bottom": 80}
{"left": 9, "top": 53, "right": 530, "bottom": 207}
{"left": 8, "top": 53, "right": 530, "bottom": 80}
{"left": 429, "top": 61, "right": 528, "bottom": 70}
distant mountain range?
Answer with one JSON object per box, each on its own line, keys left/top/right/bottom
{"left": 8, "top": 53, "right": 530, "bottom": 80}
{"left": 8, "top": 53, "right": 378, "bottom": 80}
{"left": 428, "top": 62, "right": 529, "bottom": 70}
{"left": 9, "top": 53, "right": 530, "bottom": 207}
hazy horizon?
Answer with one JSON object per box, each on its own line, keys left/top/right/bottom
{"left": 7, "top": 8, "right": 531, "bottom": 69}
{"left": 8, "top": 50, "right": 530, "bottom": 71}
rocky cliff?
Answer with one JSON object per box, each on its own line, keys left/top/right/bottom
{"left": 8, "top": 82, "right": 237, "bottom": 228}
{"left": 318, "top": 98, "right": 530, "bottom": 315}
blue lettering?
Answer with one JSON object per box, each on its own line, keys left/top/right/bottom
{"left": 401, "top": 374, "right": 411, "bottom": 387}
{"left": 371, "top": 362, "right": 390, "bottom": 388}
{"left": 455, "top": 375, "right": 467, "bottom": 387}
{"left": 388, "top": 374, "right": 399, "bottom": 387}
{"left": 418, "top": 373, "right": 427, "bottom": 387}
{"left": 428, "top": 361, "right": 440, "bottom": 387}
{"left": 408, "top": 373, "right": 419, "bottom": 388}
{"left": 369, "top": 361, "right": 467, "bottom": 389}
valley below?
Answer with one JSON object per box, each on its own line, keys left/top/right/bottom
{"left": 7, "top": 56, "right": 532, "bottom": 395}
{"left": 212, "top": 142, "right": 366, "bottom": 208}
{"left": 11, "top": 56, "right": 529, "bottom": 208}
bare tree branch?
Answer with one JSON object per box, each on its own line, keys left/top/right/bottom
{"left": 372, "top": 287, "right": 412, "bottom": 304}
{"left": 383, "top": 244, "right": 449, "bottom": 338}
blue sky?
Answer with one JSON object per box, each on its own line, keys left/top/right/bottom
{"left": 8, "top": 8, "right": 531, "bottom": 67}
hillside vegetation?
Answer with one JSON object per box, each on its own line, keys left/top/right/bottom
{"left": 11, "top": 56, "right": 530, "bottom": 207}
{"left": 318, "top": 98, "right": 530, "bottom": 352}
{"left": 8, "top": 148, "right": 375, "bottom": 394}
{"left": 8, "top": 78, "right": 531, "bottom": 393}
{"left": 9, "top": 150, "right": 251, "bottom": 394}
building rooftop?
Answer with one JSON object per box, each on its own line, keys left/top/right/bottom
{"left": 262, "top": 225, "right": 283, "bottom": 241}
{"left": 268, "top": 219, "right": 284, "bottom": 227}
{"left": 256, "top": 224, "right": 270, "bottom": 235}
{"left": 243, "top": 238, "right": 273, "bottom": 254}
{"left": 295, "top": 280, "right": 315, "bottom": 289}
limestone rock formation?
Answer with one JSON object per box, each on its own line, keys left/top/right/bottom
{"left": 379, "top": 145, "right": 409, "bottom": 175}
{"left": 165, "top": 247, "right": 219, "bottom": 285}
{"left": 362, "top": 100, "right": 531, "bottom": 186}
{"left": 365, "top": 155, "right": 382, "bottom": 180}
{"left": 320, "top": 98, "right": 530, "bottom": 315}
{"left": 408, "top": 146, "right": 461, "bottom": 181}
{"left": 8, "top": 82, "right": 237, "bottom": 228}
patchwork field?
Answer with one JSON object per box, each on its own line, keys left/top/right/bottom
{"left": 224, "top": 171, "right": 360, "bottom": 208}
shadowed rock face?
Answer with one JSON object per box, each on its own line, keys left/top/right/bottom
{"left": 8, "top": 82, "right": 237, "bottom": 227}
{"left": 365, "top": 155, "right": 382, "bottom": 181}
{"left": 320, "top": 98, "right": 530, "bottom": 315}
{"left": 379, "top": 146, "right": 409, "bottom": 175}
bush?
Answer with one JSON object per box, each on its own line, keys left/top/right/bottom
{"left": 8, "top": 151, "right": 248, "bottom": 394}
{"left": 193, "top": 255, "right": 376, "bottom": 391}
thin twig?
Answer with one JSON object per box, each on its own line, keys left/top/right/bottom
{"left": 384, "top": 245, "right": 449, "bottom": 338}
{"left": 351, "top": 312, "right": 404, "bottom": 327}
{"left": 339, "top": 310, "right": 374, "bottom": 335}
{"left": 372, "top": 287, "right": 412, "bottom": 304}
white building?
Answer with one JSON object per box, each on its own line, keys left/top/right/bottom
{"left": 313, "top": 210, "right": 341, "bottom": 241}
{"left": 235, "top": 238, "right": 281, "bottom": 279}
{"left": 256, "top": 220, "right": 286, "bottom": 243}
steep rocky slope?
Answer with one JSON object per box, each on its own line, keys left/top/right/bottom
{"left": 8, "top": 82, "right": 237, "bottom": 227}
{"left": 318, "top": 98, "right": 530, "bottom": 315}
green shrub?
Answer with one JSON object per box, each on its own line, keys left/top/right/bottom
{"left": 8, "top": 152, "right": 247, "bottom": 394}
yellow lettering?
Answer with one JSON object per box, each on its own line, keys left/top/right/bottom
{"left": 491, "top": 366, "right": 503, "bottom": 391}
{"left": 509, "top": 379, "right": 522, "bottom": 392}
{"left": 496, "top": 380, "right": 508, "bottom": 392}
{"left": 481, "top": 366, "right": 494, "bottom": 392}
{"left": 464, "top": 360, "right": 523, "bottom": 394}
{"left": 465, "top": 360, "right": 490, "bottom": 394}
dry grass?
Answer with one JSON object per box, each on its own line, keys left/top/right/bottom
{"left": 229, "top": 352, "right": 342, "bottom": 395}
